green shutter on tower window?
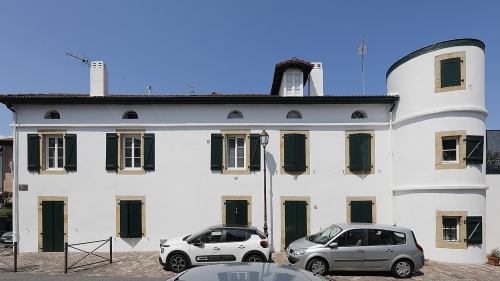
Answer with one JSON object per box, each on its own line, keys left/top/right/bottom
{"left": 441, "top": 57, "right": 462, "bottom": 88}
{"left": 27, "top": 134, "right": 40, "bottom": 172}
{"left": 349, "top": 134, "right": 363, "bottom": 171}
{"left": 249, "top": 134, "right": 261, "bottom": 170}
{"left": 466, "top": 216, "right": 482, "bottom": 245}
{"left": 283, "top": 134, "right": 296, "bottom": 171}
{"left": 211, "top": 134, "right": 223, "bottom": 170}
{"left": 295, "top": 134, "right": 307, "bottom": 171}
{"left": 225, "top": 200, "right": 236, "bottom": 225}
{"left": 106, "top": 133, "right": 118, "bottom": 171}
{"left": 351, "top": 201, "right": 372, "bottom": 223}
{"left": 362, "top": 133, "right": 372, "bottom": 171}
{"left": 465, "top": 135, "right": 484, "bottom": 165}
{"left": 236, "top": 200, "right": 248, "bottom": 226}
{"left": 64, "top": 134, "right": 77, "bottom": 171}
{"left": 128, "top": 201, "right": 143, "bottom": 238}
{"left": 119, "top": 201, "right": 129, "bottom": 238}
{"left": 143, "top": 133, "right": 155, "bottom": 171}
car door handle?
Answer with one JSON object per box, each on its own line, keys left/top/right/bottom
{"left": 386, "top": 249, "right": 393, "bottom": 252}
{"left": 238, "top": 245, "right": 245, "bottom": 249}
{"left": 357, "top": 249, "right": 364, "bottom": 253}
{"left": 213, "top": 247, "right": 220, "bottom": 250}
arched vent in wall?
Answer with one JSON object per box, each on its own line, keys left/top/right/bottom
{"left": 44, "top": 110, "right": 60, "bottom": 119}
{"left": 123, "top": 110, "right": 139, "bottom": 119}
{"left": 351, "top": 110, "right": 367, "bottom": 119}
{"left": 286, "top": 110, "right": 302, "bottom": 119}
{"left": 227, "top": 110, "right": 243, "bottom": 119}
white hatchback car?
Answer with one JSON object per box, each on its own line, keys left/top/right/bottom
{"left": 159, "top": 225, "right": 272, "bottom": 273}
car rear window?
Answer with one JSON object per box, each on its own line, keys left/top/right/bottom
{"left": 392, "top": 231, "right": 406, "bottom": 244}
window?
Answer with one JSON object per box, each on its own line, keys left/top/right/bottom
{"left": 222, "top": 196, "right": 252, "bottom": 226}
{"left": 285, "top": 72, "right": 302, "bottom": 96}
{"left": 227, "top": 110, "right": 243, "bottom": 119}
{"left": 442, "top": 138, "right": 458, "bottom": 163}
{"left": 225, "top": 229, "right": 249, "bottom": 242}
{"left": 282, "top": 132, "right": 308, "bottom": 173}
{"left": 346, "top": 131, "right": 374, "bottom": 173}
{"left": 117, "top": 198, "right": 144, "bottom": 238}
{"left": 210, "top": 131, "right": 260, "bottom": 174}
{"left": 27, "top": 132, "right": 77, "bottom": 173}
{"left": 346, "top": 197, "right": 376, "bottom": 224}
{"left": 335, "top": 229, "right": 365, "bottom": 247}
{"left": 351, "top": 111, "right": 367, "bottom": 119}
{"left": 367, "top": 229, "right": 394, "bottom": 246}
{"left": 435, "top": 131, "right": 484, "bottom": 169}
{"left": 442, "top": 217, "right": 459, "bottom": 242}
{"left": 106, "top": 132, "right": 155, "bottom": 173}
{"left": 227, "top": 136, "right": 245, "bottom": 169}
{"left": 435, "top": 52, "right": 466, "bottom": 93}
{"left": 286, "top": 110, "right": 302, "bottom": 119}
{"left": 44, "top": 110, "right": 60, "bottom": 119}
{"left": 198, "top": 230, "right": 223, "bottom": 243}
{"left": 122, "top": 110, "right": 138, "bottom": 119}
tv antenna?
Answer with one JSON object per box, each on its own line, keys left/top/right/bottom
{"left": 65, "top": 52, "right": 90, "bottom": 68}
{"left": 357, "top": 36, "right": 368, "bottom": 96}
{"left": 186, "top": 84, "right": 195, "bottom": 95}
{"left": 147, "top": 86, "right": 152, "bottom": 95}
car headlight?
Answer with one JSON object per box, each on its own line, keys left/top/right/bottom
{"left": 292, "top": 249, "right": 306, "bottom": 256}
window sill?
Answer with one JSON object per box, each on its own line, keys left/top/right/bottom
{"left": 117, "top": 169, "right": 145, "bottom": 175}
{"left": 39, "top": 169, "right": 68, "bottom": 175}
{"left": 223, "top": 169, "right": 250, "bottom": 175}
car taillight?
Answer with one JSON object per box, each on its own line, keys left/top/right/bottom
{"left": 260, "top": 240, "right": 269, "bottom": 248}
{"left": 416, "top": 242, "right": 424, "bottom": 252}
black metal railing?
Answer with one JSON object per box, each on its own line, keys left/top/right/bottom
{"left": 64, "top": 237, "right": 112, "bottom": 274}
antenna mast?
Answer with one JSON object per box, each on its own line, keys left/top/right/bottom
{"left": 186, "top": 84, "right": 195, "bottom": 95}
{"left": 65, "top": 52, "right": 90, "bottom": 68}
{"left": 147, "top": 86, "right": 152, "bottom": 95}
{"left": 357, "top": 36, "right": 368, "bottom": 96}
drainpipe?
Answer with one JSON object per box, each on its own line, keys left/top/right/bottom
{"left": 7, "top": 105, "right": 19, "bottom": 253}
{"left": 389, "top": 100, "right": 396, "bottom": 225}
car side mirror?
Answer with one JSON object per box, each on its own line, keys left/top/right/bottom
{"left": 328, "top": 242, "right": 338, "bottom": 248}
{"left": 193, "top": 240, "right": 203, "bottom": 246}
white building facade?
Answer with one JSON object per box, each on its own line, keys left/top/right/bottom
{"left": 0, "top": 39, "right": 489, "bottom": 263}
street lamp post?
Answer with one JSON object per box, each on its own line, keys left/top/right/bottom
{"left": 260, "top": 130, "right": 269, "bottom": 237}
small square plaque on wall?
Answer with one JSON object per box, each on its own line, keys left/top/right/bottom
{"left": 19, "top": 184, "right": 28, "bottom": 191}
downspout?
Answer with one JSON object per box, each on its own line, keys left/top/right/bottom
{"left": 6, "top": 104, "right": 19, "bottom": 247}
{"left": 389, "top": 100, "right": 397, "bottom": 225}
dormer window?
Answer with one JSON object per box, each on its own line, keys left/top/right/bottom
{"left": 44, "top": 110, "right": 60, "bottom": 119}
{"left": 285, "top": 71, "right": 303, "bottom": 97}
{"left": 227, "top": 110, "right": 243, "bottom": 119}
{"left": 123, "top": 110, "right": 138, "bottom": 119}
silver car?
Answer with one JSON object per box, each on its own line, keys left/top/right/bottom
{"left": 286, "top": 223, "right": 424, "bottom": 278}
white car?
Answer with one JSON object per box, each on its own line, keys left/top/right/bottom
{"left": 159, "top": 225, "right": 271, "bottom": 273}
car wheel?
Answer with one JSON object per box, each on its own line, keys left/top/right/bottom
{"left": 307, "top": 258, "right": 327, "bottom": 276}
{"left": 391, "top": 259, "right": 413, "bottom": 278}
{"left": 245, "top": 254, "right": 264, "bottom": 262}
{"left": 169, "top": 254, "right": 188, "bottom": 273}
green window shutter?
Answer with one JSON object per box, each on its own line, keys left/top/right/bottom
{"left": 283, "top": 134, "right": 296, "bottom": 171}
{"left": 119, "top": 201, "right": 129, "bottom": 238}
{"left": 284, "top": 134, "right": 306, "bottom": 171}
{"left": 225, "top": 200, "right": 236, "bottom": 225}
{"left": 64, "top": 134, "right": 77, "bottom": 171}
{"left": 466, "top": 216, "right": 482, "bottom": 245}
{"left": 236, "top": 200, "right": 248, "bottom": 226}
{"left": 143, "top": 133, "right": 155, "bottom": 171}
{"left": 249, "top": 134, "right": 261, "bottom": 171}
{"left": 349, "top": 134, "right": 363, "bottom": 171}
{"left": 128, "top": 201, "right": 143, "bottom": 238}
{"left": 465, "top": 135, "right": 484, "bottom": 165}
{"left": 211, "top": 134, "right": 223, "bottom": 170}
{"left": 362, "top": 133, "right": 372, "bottom": 171}
{"left": 53, "top": 201, "right": 65, "bottom": 252}
{"left": 351, "top": 201, "right": 372, "bottom": 223}
{"left": 106, "top": 133, "right": 118, "bottom": 171}
{"left": 441, "top": 57, "right": 461, "bottom": 88}
{"left": 27, "top": 134, "right": 40, "bottom": 172}
{"left": 42, "top": 201, "right": 54, "bottom": 252}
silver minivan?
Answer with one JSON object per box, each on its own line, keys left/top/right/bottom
{"left": 286, "top": 223, "right": 424, "bottom": 278}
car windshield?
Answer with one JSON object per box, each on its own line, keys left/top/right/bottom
{"left": 308, "top": 225, "right": 343, "bottom": 245}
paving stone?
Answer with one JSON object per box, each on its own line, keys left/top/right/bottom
{"left": 0, "top": 250, "right": 499, "bottom": 280}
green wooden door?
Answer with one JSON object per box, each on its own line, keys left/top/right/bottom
{"left": 284, "top": 201, "right": 307, "bottom": 249}
{"left": 42, "top": 201, "right": 64, "bottom": 252}
{"left": 225, "top": 200, "right": 248, "bottom": 226}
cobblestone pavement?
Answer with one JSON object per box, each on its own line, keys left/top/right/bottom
{"left": 1, "top": 250, "right": 500, "bottom": 280}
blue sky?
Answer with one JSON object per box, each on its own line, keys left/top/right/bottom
{"left": 1, "top": 1, "right": 499, "bottom": 137}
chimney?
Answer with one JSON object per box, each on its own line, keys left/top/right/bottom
{"left": 308, "top": 62, "right": 323, "bottom": 96}
{"left": 90, "top": 61, "right": 108, "bottom": 96}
